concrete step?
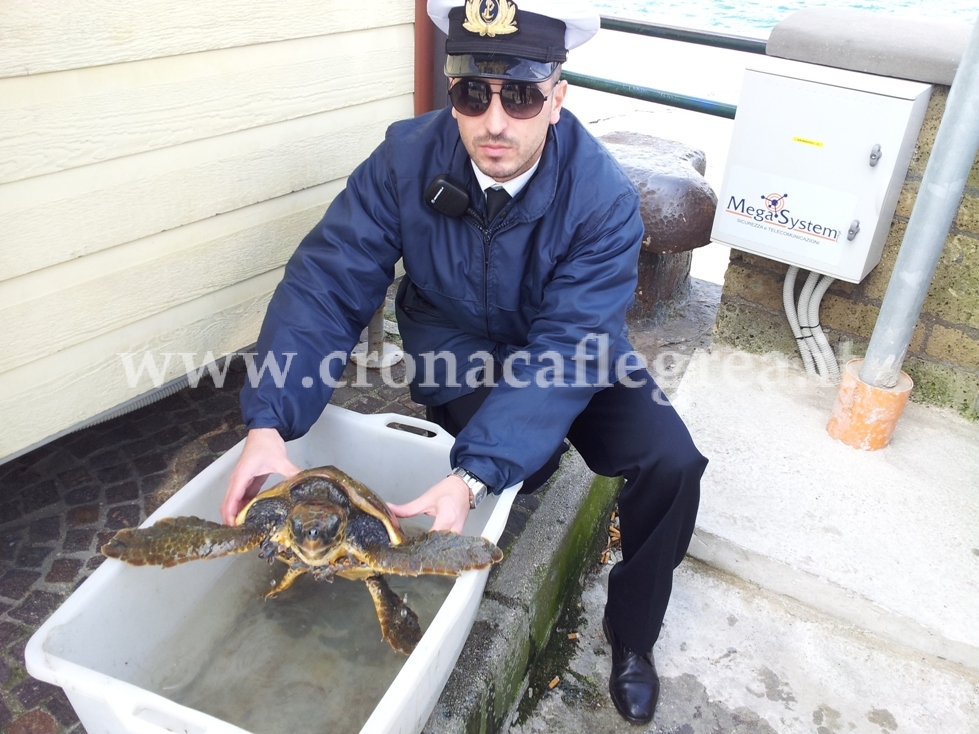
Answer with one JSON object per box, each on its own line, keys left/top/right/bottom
{"left": 510, "top": 345, "right": 979, "bottom": 734}
{"left": 508, "top": 559, "right": 979, "bottom": 734}
{"left": 672, "top": 346, "right": 979, "bottom": 674}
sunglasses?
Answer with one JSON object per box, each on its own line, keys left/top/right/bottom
{"left": 449, "top": 79, "right": 551, "bottom": 120}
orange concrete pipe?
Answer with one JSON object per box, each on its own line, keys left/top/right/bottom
{"left": 826, "top": 359, "right": 913, "bottom": 450}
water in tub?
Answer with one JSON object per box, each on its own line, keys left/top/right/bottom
{"left": 130, "top": 518, "right": 453, "bottom": 734}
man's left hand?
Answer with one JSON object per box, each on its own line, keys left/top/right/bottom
{"left": 388, "top": 474, "right": 471, "bottom": 534}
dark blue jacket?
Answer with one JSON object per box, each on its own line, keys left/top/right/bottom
{"left": 242, "top": 106, "right": 644, "bottom": 493}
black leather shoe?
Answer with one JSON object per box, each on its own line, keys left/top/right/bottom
{"left": 603, "top": 616, "right": 659, "bottom": 724}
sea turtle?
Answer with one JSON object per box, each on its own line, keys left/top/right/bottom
{"left": 101, "top": 466, "right": 503, "bottom": 654}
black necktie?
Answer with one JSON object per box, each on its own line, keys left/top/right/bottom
{"left": 485, "top": 186, "right": 511, "bottom": 222}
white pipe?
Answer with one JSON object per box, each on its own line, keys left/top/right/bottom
{"left": 797, "top": 270, "right": 829, "bottom": 377}
{"left": 783, "top": 266, "right": 818, "bottom": 375}
{"left": 808, "top": 275, "right": 841, "bottom": 383}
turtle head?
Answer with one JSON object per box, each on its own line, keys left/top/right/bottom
{"left": 285, "top": 500, "right": 346, "bottom": 563}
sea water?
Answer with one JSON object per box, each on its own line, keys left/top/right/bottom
{"left": 594, "top": 0, "right": 978, "bottom": 37}
{"left": 134, "top": 528, "right": 455, "bottom": 734}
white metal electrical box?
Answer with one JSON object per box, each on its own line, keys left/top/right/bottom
{"left": 710, "top": 59, "right": 932, "bottom": 283}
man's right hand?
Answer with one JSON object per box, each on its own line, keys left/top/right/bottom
{"left": 387, "top": 474, "right": 472, "bottom": 534}
{"left": 221, "top": 427, "right": 301, "bottom": 525}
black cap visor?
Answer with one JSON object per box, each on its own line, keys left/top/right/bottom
{"left": 444, "top": 53, "right": 559, "bottom": 82}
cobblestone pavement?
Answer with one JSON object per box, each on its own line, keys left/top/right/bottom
{"left": 0, "top": 278, "right": 720, "bottom": 734}
{"left": 0, "top": 353, "right": 439, "bottom": 734}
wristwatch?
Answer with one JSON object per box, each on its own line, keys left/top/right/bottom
{"left": 451, "top": 467, "right": 489, "bottom": 509}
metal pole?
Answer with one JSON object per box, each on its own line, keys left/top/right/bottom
{"left": 367, "top": 307, "right": 386, "bottom": 357}
{"left": 350, "top": 307, "right": 404, "bottom": 369}
{"left": 860, "top": 13, "right": 979, "bottom": 388}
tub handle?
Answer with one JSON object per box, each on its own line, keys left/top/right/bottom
{"left": 107, "top": 688, "right": 217, "bottom": 734}
{"left": 372, "top": 412, "right": 454, "bottom": 444}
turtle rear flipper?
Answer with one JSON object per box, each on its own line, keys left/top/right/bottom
{"left": 362, "top": 531, "right": 503, "bottom": 576}
{"left": 101, "top": 517, "right": 265, "bottom": 568}
{"left": 364, "top": 575, "right": 422, "bottom": 654}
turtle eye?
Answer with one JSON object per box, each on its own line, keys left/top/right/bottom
{"left": 322, "top": 514, "right": 341, "bottom": 539}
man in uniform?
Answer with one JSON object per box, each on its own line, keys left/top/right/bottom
{"left": 221, "top": 0, "right": 707, "bottom": 723}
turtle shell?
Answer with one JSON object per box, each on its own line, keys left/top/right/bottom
{"left": 235, "top": 466, "right": 410, "bottom": 574}
{"left": 101, "top": 465, "right": 504, "bottom": 654}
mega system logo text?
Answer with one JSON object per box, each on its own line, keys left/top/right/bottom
{"left": 726, "top": 193, "right": 840, "bottom": 242}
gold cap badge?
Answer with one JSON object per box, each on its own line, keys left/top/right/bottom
{"left": 463, "top": 0, "right": 518, "bottom": 37}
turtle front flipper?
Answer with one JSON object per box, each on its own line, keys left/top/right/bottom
{"left": 102, "top": 517, "right": 265, "bottom": 568}
{"left": 265, "top": 565, "right": 309, "bottom": 599}
{"left": 364, "top": 575, "right": 422, "bottom": 654}
{"left": 362, "top": 531, "right": 503, "bottom": 577}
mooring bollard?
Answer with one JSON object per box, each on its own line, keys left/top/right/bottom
{"left": 599, "top": 132, "right": 717, "bottom": 324}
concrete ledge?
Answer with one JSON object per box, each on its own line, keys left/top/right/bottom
{"left": 673, "top": 346, "right": 979, "bottom": 676}
{"left": 688, "top": 528, "right": 979, "bottom": 674}
{"left": 768, "top": 8, "right": 973, "bottom": 84}
{"left": 425, "top": 452, "right": 620, "bottom": 734}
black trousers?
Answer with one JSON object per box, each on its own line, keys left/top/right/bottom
{"left": 426, "top": 368, "right": 707, "bottom": 653}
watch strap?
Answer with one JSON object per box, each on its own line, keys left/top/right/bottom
{"left": 451, "top": 467, "right": 489, "bottom": 508}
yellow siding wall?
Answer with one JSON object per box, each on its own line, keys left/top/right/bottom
{"left": 0, "top": 1, "right": 415, "bottom": 459}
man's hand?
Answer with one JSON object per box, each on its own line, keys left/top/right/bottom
{"left": 221, "top": 428, "right": 301, "bottom": 525}
{"left": 388, "top": 474, "right": 471, "bottom": 534}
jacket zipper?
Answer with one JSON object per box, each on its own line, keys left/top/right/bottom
{"left": 465, "top": 209, "right": 514, "bottom": 339}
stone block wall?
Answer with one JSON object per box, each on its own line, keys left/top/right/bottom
{"left": 715, "top": 87, "right": 979, "bottom": 420}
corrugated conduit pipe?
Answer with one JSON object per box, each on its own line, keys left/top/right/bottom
{"left": 797, "top": 270, "right": 829, "bottom": 377}
{"left": 69, "top": 348, "right": 254, "bottom": 434}
{"left": 783, "top": 266, "right": 817, "bottom": 375}
{"left": 807, "top": 274, "right": 841, "bottom": 382}
{"left": 796, "top": 271, "right": 826, "bottom": 377}
{"left": 69, "top": 375, "right": 191, "bottom": 433}
{"left": 783, "top": 266, "right": 840, "bottom": 381}
{"left": 4, "top": 349, "right": 251, "bottom": 465}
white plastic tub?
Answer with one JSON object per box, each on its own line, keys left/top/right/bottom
{"left": 25, "top": 406, "right": 518, "bottom": 734}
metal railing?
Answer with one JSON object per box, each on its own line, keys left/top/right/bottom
{"left": 599, "top": 17, "right": 767, "bottom": 54}
{"left": 562, "top": 16, "right": 768, "bottom": 119}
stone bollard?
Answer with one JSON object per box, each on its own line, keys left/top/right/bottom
{"left": 599, "top": 132, "right": 717, "bottom": 323}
